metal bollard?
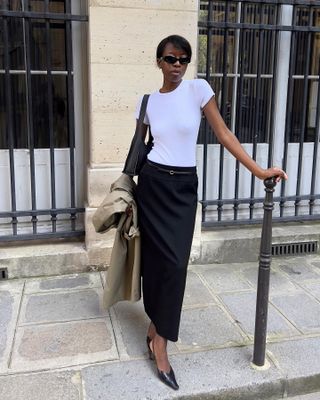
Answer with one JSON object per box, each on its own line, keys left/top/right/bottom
{"left": 252, "top": 177, "right": 277, "bottom": 367}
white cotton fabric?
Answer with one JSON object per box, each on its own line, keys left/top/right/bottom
{"left": 135, "top": 79, "right": 214, "bottom": 167}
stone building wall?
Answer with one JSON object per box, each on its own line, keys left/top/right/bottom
{"left": 86, "top": 0, "right": 199, "bottom": 265}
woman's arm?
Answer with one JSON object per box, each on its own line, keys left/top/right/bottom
{"left": 136, "top": 120, "right": 148, "bottom": 137}
{"left": 203, "top": 98, "right": 288, "bottom": 181}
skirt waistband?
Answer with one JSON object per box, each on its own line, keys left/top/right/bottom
{"left": 146, "top": 160, "right": 196, "bottom": 175}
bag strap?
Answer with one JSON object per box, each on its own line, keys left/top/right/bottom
{"left": 137, "top": 94, "right": 150, "bottom": 138}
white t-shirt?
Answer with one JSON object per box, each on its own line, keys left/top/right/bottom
{"left": 135, "top": 79, "right": 214, "bottom": 167}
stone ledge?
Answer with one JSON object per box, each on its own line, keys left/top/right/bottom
{"left": 200, "top": 222, "right": 320, "bottom": 264}
{"left": 1, "top": 222, "right": 319, "bottom": 279}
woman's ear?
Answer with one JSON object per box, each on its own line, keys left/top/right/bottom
{"left": 157, "top": 58, "right": 162, "bottom": 69}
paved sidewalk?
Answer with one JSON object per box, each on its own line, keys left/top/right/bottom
{"left": 1, "top": 254, "right": 320, "bottom": 399}
{"left": 283, "top": 394, "right": 320, "bottom": 400}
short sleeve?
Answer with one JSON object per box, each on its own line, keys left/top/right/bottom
{"left": 135, "top": 95, "right": 150, "bottom": 125}
{"left": 196, "top": 79, "right": 215, "bottom": 108}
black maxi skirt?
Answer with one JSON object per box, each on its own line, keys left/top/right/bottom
{"left": 136, "top": 160, "right": 198, "bottom": 342}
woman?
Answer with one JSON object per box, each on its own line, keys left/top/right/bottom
{"left": 134, "top": 35, "right": 287, "bottom": 391}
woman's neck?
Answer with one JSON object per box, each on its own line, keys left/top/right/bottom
{"left": 159, "top": 79, "right": 182, "bottom": 93}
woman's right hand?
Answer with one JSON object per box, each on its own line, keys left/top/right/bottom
{"left": 258, "top": 167, "right": 288, "bottom": 182}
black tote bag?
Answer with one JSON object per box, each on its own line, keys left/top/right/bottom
{"left": 122, "top": 94, "right": 153, "bottom": 177}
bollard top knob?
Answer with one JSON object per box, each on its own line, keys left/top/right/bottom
{"left": 263, "top": 176, "right": 277, "bottom": 190}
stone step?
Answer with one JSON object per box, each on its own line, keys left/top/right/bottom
{"left": 0, "top": 242, "right": 94, "bottom": 279}
{"left": 199, "top": 222, "right": 320, "bottom": 264}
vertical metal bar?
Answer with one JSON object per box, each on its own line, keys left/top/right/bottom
{"left": 220, "top": 1, "right": 229, "bottom": 120}
{"left": 65, "top": 0, "right": 76, "bottom": 230}
{"left": 23, "top": 0, "right": 38, "bottom": 233}
{"left": 3, "top": 15, "right": 18, "bottom": 235}
{"left": 44, "top": 0, "right": 57, "bottom": 232}
{"left": 267, "top": 5, "right": 280, "bottom": 168}
{"left": 309, "top": 71, "right": 320, "bottom": 215}
{"left": 234, "top": 3, "right": 247, "bottom": 220}
{"left": 250, "top": 3, "right": 265, "bottom": 219}
{"left": 280, "top": 6, "right": 297, "bottom": 218}
{"left": 295, "top": 7, "right": 313, "bottom": 216}
{"left": 217, "top": 0, "right": 229, "bottom": 221}
{"left": 230, "top": 1, "right": 242, "bottom": 134}
{"left": 202, "top": 0, "right": 213, "bottom": 223}
{"left": 253, "top": 177, "right": 277, "bottom": 367}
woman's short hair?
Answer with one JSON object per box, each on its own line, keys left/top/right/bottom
{"left": 156, "top": 35, "right": 192, "bottom": 60}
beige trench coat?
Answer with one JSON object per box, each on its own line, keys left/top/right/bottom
{"left": 92, "top": 174, "right": 141, "bottom": 309}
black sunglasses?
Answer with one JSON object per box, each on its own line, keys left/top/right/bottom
{"left": 159, "top": 55, "right": 191, "bottom": 65}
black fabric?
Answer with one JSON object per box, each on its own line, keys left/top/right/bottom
{"left": 136, "top": 161, "right": 198, "bottom": 342}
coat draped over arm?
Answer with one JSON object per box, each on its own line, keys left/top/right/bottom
{"left": 92, "top": 174, "right": 141, "bottom": 309}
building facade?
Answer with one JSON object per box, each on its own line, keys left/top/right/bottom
{"left": 0, "top": 0, "right": 319, "bottom": 272}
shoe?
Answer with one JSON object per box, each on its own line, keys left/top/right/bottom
{"left": 157, "top": 367, "right": 179, "bottom": 391}
{"left": 146, "top": 337, "right": 179, "bottom": 391}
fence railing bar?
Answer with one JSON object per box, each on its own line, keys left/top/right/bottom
{"left": 0, "top": 231, "right": 85, "bottom": 242}
{"left": 250, "top": 6, "right": 265, "bottom": 219}
{"left": 45, "top": 0, "right": 57, "bottom": 233}
{"left": 295, "top": 8, "right": 313, "bottom": 216}
{"left": 24, "top": 10, "right": 38, "bottom": 234}
{"left": 199, "top": 21, "right": 320, "bottom": 32}
{"left": 233, "top": 8, "right": 246, "bottom": 220}
{"left": 0, "top": 207, "right": 85, "bottom": 218}
{"left": 202, "top": 213, "right": 320, "bottom": 228}
{"left": 0, "top": 10, "right": 88, "bottom": 21}
{"left": 0, "top": 70, "right": 73, "bottom": 75}
{"left": 65, "top": 0, "right": 77, "bottom": 231}
{"left": 197, "top": 71, "right": 319, "bottom": 80}
{"left": 280, "top": 9, "right": 296, "bottom": 217}
{"left": 201, "top": 0, "right": 214, "bottom": 223}
{"left": 267, "top": 26, "right": 280, "bottom": 167}
{"left": 309, "top": 74, "right": 320, "bottom": 215}
{"left": 202, "top": 192, "right": 320, "bottom": 206}
{"left": 205, "top": 0, "right": 320, "bottom": 5}
{"left": 3, "top": 16, "right": 18, "bottom": 235}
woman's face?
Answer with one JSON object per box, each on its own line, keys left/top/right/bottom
{"left": 157, "top": 43, "right": 189, "bottom": 84}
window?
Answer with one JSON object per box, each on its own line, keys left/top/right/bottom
{"left": 0, "top": 0, "right": 71, "bottom": 149}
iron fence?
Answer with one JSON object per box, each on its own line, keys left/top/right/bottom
{"left": 198, "top": 0, "right": 320, "bottom": 226}
{"left": 0, "top": 0, "right": 87, "bottom": 241}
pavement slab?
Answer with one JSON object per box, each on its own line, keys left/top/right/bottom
{"left": 278, "top": 262, "right": 320, "bottom": 283}
{"left": 282, "top": 393, "right": 320, "bottom": 400}
{"left": 0, "top": 370, "right": 82, "bottom": 400}
{"left": 183, "top": 270, "right": 216, "bottom": 307}
{"left": 269, "top": 337, "right": 320, "bottom": 397}
{"left": 20, "top": 288, "right": 107, "bottom": 325}
{"left": 195, "top": 264, "right": 252, "bottom": 293}
{"left": 219, "top": 291, "right": 300, "bottom": 338}
{"left": 0, "top": 280, "right": 24, "bottom": 373}
{"left": 298, "top": 282, "right": 320, "bottom": 301}
{"left": 10, "top": 318, "right": 118, "bottom": 372}
{"left": 271, "top": 291, "right": 320, "bottom": 333}
{"left": 24, "top": 272, "right": 102, "bottom": 294}
{"left": 239, "top": 264, "right": 298, "bottom": 294}
{"left": 178, "top": 305, "right": 246, "bottom": 350}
